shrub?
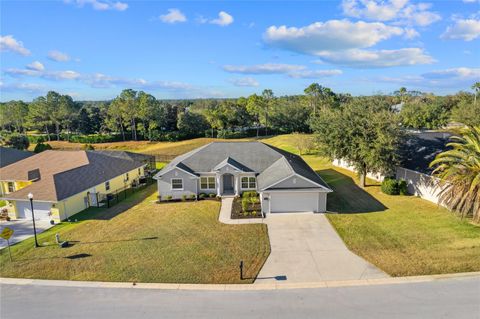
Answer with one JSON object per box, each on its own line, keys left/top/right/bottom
{"left": 199, "top": 193, "right": 206, "bottom": 199}
{"left": 398, "top": 179, "right": 408, "bottom": 195}
{"left": 190, "top": 194, "right": 197, "bottom": 200}
{"left": 34, "top": 142, "right": 52, "bottom": 153}
{"left": 181, "top": 195, "right": 187, "bottom": 202}
{"left": 165, "top": 195, "right": 173, "bottom": 201}
{"left": 4, "top": 133, "right": 29, "bottom": 150}
{"left": 83, "top": 144, "right": 95, "bottom": 150}
{"left": 242, "top": 191, "right": 257, "bottom": 198}
{"left": 241, "top": 198, "right": 249, "bottom": 212}
{"left": 251, "top": 211, "right": 257, "bottom": 217}
{"left": 381, "top": 178, "right": 400, "bottom": 195}
{"left": 208, "top": 193, "right": 216, "bottom": 198}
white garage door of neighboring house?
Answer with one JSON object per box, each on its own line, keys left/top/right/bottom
{"left": 269, "top": 192, "right": 320, "bottom": 213}
{"left": 16, "top": 201, "right": 52, "bottom": 220}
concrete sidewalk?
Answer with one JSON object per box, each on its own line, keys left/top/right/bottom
{"left": 256, "top": 213, "right": 388, "bottom": 284}
{"left": 0, "top": 220, "right": 53, "bottom": 249}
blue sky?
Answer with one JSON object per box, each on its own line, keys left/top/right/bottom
{"left": 1, "top": 0, "right": 479, "bottom": 101}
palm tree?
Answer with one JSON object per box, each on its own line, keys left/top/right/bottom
{"left": 430, "top": 126, "right": 480, "bottom": 223}
{"left": 472, "top": 82, "right": 480, "bottom": 106}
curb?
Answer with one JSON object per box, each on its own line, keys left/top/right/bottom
{"left": 1, "top": 272, "right": 479, "bottom": 291}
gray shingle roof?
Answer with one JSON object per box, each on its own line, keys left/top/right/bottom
{"left": 156, "top": 142, "right": 331, "bottom": 191}
{"left": 0, "top": 147, "right": 33, "bottom": 168}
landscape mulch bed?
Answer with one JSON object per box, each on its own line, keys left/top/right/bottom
{"left": 231, "top": 197, "right": 263, "bottom": 219}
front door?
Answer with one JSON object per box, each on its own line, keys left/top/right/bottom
{"left": 223, "top": 174, "right": 234, "bottom": 194}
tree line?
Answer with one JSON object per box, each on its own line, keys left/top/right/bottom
{"left": 1, "top": 83, "right": 478, "bottom": 146}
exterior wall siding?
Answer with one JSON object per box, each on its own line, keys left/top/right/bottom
{"left": 269, "top": 175, "right": 318, "bottom": 189}
{"left": 157, "top": 168, "right": 198, "bottom": 200}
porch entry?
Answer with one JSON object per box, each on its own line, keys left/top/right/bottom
{"left": 223, "top": 173, "right": 234, "bottom": 194}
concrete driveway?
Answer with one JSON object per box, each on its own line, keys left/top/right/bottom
{"left": 256, "top": 213, "right": 388, "bottom": 284}
{"left": 0, "top": 220, "right": 53, "bottom": 249}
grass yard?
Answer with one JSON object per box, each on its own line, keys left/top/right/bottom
{"left": 301, "top": 155, "right": 480, "bottom": 276}
{"left": 0, "top": 185, "right": 270, "bottom": 283}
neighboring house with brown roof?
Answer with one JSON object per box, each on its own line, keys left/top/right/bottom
{"left": 0, "top": 147, "right": 34, "bottom": 197}
{"left": 0, "top": 150, "right": 154, "bottom": 222}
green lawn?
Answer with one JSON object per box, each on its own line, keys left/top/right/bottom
{"left": 0, "top": 185, "right": 270, "bottom": 283}
{"left": 301, "top": 155, "right": 480, "bottom": 276}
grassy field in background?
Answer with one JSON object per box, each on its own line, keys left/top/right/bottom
{"left": 0, "top": 185, "right": 270, "bottom": 283}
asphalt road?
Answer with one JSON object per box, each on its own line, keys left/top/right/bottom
{"left": 1, "top": 277, "right": 479, "bottom": 319}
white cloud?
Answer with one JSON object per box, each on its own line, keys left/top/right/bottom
{"left": 48, "top": 50, "right": 71, "bottom": 62}
{"left": 65, "top": 0, "right": 128, "bottom": 11}
{"left": 462, "top": 0, "right": 480, "bottom": 3}
{"left": 441, "top": 19, "right": 480, "bottom": 41}
{"left": 26, "top": 61, "right": 45, "bottom": 72}
{"left": 223, "top": 63, "right": 305, "bottom": 74}
{"left": 198, "top": 11, "right": 234, "bottom": 26}
{"left": 6, "top": 67, "right": 81, "bottom": 80}
{"left": 315, "top": 48, "right": 434, "bottom": 68}
{"left": 264, "top": 20, "right": 405, "bottom": 53}
{"left": 0, "top": 82, "right": 48, "bottom": 93}
{"left": 263, "top": 20, "right": 434, "bottom": 68}
{"left": 229, "top": 77, "right": 260, "bottom": 87}
{"left": 0, "top": 35, "right": 31, "bottom": 56}
{"left": 83, "top": 73, "right": 192, "bottom": 90}
{"left": 381, "top": 67, "right": 480, "bottom": 88}
{"left": 222, "top": 63, "right": 343, "bottom": 79}
{"left": 159, "top": 8, "right": 187, "bottom": 24}
{"left": 210, "top": 11, "right": 234, "bottom": 26}
{"left": 341, "top": 0, "right": 441, "bottom": 26}
{"left": 287, "top": 69, "right": 343, "bottom": 78}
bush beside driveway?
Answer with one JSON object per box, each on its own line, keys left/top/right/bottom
{"left": 0, "top": 185, "right": 270, "bottom": 284}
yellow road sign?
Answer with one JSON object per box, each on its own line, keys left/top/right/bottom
{"left": 0, "top": 227, "right": 14, "bottom": 240}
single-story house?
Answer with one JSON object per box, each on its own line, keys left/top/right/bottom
{"left": 154, "top": 142, "right": 332, "bottom": 214}
{"left": 0, "top": 150, "right": 154, "bottom": 222}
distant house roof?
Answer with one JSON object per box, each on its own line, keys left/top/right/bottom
{"left": 156, "top": 142, "right": 331, "bottom": 192}
{"left": 0, "top": 150, "right": 153, "bottom": 202}
{"left": 400, "top": 131, "right": 452, "bottom": 174}
{"left": 0, "top": 147, "right": 33, "bottom": 168}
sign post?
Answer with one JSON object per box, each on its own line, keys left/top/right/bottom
{"left": 0, "top": 227, "right": 14, "bottom": 262}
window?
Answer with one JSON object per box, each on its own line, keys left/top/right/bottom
{"left": 7, "top": 182, "right": 15, "bottom": 193}
{"left": 125, "top": 173, "right": 129, "bottom": 181}
{"left": 171, "top": 178, "right": 183, "bottom": 190}
{"left": 241, "top": 177, "right": 256, "bottom": 189}
{"left": 105, "top": 181, "right": 110, "bottom": 191}
{"left": 200, "top": 177, "right": 215, "bottom": 189}
{"left": 138, "top": 168, "right": 141, "bottom": 175}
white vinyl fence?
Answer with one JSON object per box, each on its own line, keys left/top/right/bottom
{"left": 395, "top": 167, "right": 446, "bottom": 206}
{"left": 332, "top": 159, "right": 385, "bottom": 182}
{"left": 332, "top": 159, "right": 446, "bottom": 206}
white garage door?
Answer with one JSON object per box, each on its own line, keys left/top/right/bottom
{"left": 16, "top": 201, "right": 52, "bottom": 220}
{"left": 269, "top": 192, "right": 319, "bottom": 213}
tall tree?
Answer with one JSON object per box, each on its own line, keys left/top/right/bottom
{"left": 262, "top": 89, "right": 274, "bottom": 136}
{"left": 246, "top": 94, "right": 264, "bottom": 138}
{"left": 304, "top": 83, "right": 336, "bottom": 115}
{"left": 106, "top": 98, "right": 126, "bottom": 140}
{"left": 117, "top": 89, "right": 139, "bottom": 140}
{"left": 27, "top": 96, "right": 53, "bottom": 140}
{"left": 472, "top": 82, "right": 480, "bottom": 106}
{"left": 310, "top": 97, "right": 404, "bottom": 187}
{"left": 430, "top": 126, "right": 480, "bottom": 223}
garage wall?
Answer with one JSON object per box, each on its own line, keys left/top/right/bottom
{"left": 15, "top": 200, "right": 52, "bottom": 220}
{"left": 261, "top": 191, "right": 327, "bottom": 213}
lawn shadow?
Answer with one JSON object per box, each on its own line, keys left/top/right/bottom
{"left": 318, "top": 169, "right": 387, "bottom": 214}
{"left": 69, "top": 236, "right": 158, "bottom": 245}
